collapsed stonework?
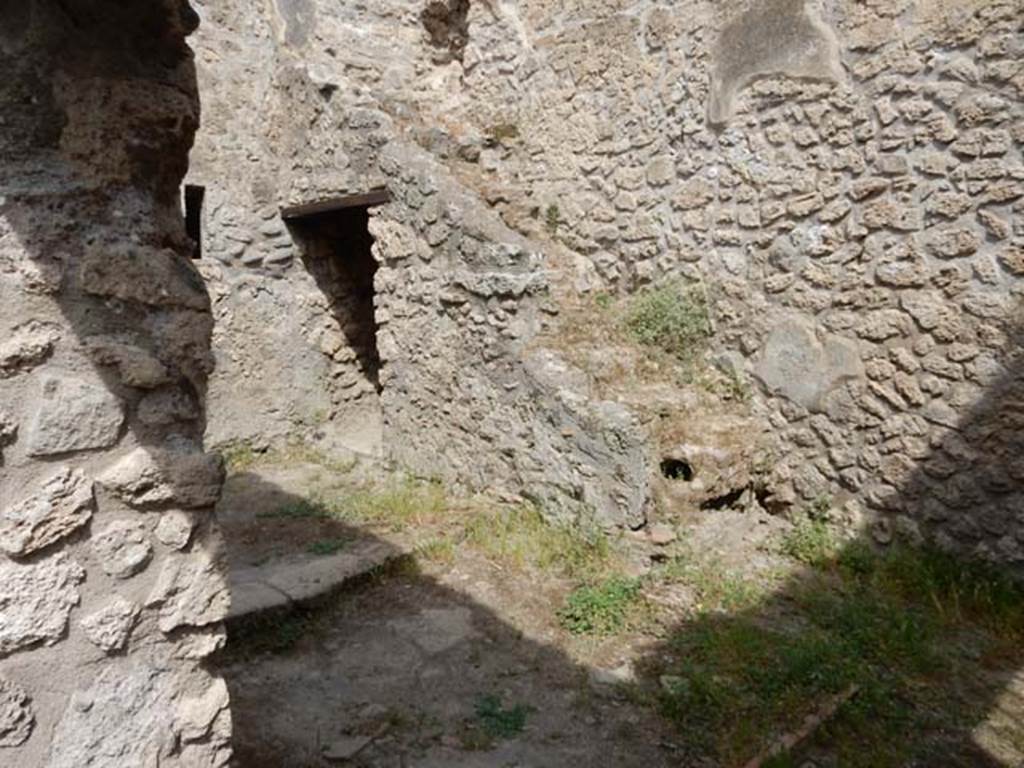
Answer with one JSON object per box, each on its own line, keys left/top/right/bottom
{"left": 188, "top": 0, "right": 1024, "bottom": 566}
{"left": 0, "top": 1, "right": 230, "bottom": 765}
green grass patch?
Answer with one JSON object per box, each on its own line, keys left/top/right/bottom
{"left": 332, "top": 477, "right": 447, "bottom": 531}
{"left": 254, "top": 477, "right": 446, "bottom": 532}
{"left": 458, "top": 694, "right": 531, "bottom": 751}
{"left": 464, "top": 503, "right": 610, "bottom": 581}
{"left": 220, "top": 439, "right": 361, "bottom": 476}
{"left": 656, "top": 550, "right": 767, "bottom": 613}
{"left": 653, "top": 539, "right": 1024, "bottom": 766}
{"left": 558, "top": 576, "right": 643, "bottom": 636}
{"left": 837, "top": 543, "right": 1024, "bottom": 642}
{"left": 260, "top": 498, "right": 331, "bottom": 520}
{"left": 778, "top": 516, "right": 838, "bottom": 567}
{"left": 659, "top": 585, "right": 940, "bottom": 765}
{"left": 779, "top": 524, "right": 1024, "bottom": 643}
{"left": 545, "top": 203, "right": 562, "bottom": 233}
{"left": 307, "top": 538, "right": 349, "bottom": 556}
{"left": 475, "top": 695, "right": 529, "bottom": 738}
{"left": 220, "top": 441, "right": 263, "bottom": 472}
{"left": 716, "top": 366, "right": 752, "bottom": 402}
{"left": 624, "top": 280, "right": 712, "bottom": 364}
{"left": 414, "top": 536, "right": 456, "bottom": 566}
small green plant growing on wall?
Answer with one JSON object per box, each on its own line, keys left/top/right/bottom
{"left": 719, "top": 367, "right": 751, "bottom": 402}
{"left": 624, "top": 280, "right": 713, "bottom": 364}
{"left": 779, "top": 516, "right": 837, "bottom": 567}
{"left": 486, "top": 122, "right": 520, "bottom": 143}
{"left": 545, "top": 203, "right": 562, "bottom": 234}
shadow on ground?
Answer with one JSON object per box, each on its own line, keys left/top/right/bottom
{"left": 8, "top": 4, "right": 1024, "bottom": 767}
{"left": 213, "top": 384, "right": 1024, "bottom": 768}
{"left": 213, "top": 466, "right": 682, "bottom": 768}
{"left": 617, "top": 307, "right": 1024, "bottom": 768}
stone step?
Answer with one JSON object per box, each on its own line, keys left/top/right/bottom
{"left": 227, "top": 536, "right": 411, "bottom": 620}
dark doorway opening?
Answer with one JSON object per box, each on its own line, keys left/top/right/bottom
{"left": 285, "top": 197, "right": 386, "bottom": 395}
{"left": 184, "top": 184, "right": 205, "bottom": 259}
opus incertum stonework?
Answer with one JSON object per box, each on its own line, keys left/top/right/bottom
{"left": 1, "top": 0, "right": 1023, "bottom": 764}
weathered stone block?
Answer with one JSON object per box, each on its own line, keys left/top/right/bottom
{"left": 98, "top": 447, "right": 224, "bottom": 509}
{"left": 25, "top": 376, "right": 125, "bottom": 457}
{"left": 0, "top": 553, "right": 84, "bottom": 656}
{"left": 146, "top": 548, "right": 230, "bottom": 633}
{"left": 137, "top": 388, "right": 199, "bottom": 426}
{"left": 47, "top": 663, "right": 229, "bottom": 768}
{"left": 753, "top": 315, "right": 864, "bottom": 413}
{"left": 0, "top": 679, "right": 34, "bottom": 747}
{"left": 928, "top": 228, "right": 980, "bottom": 258}
{"left": 80, "top": 597, "right": 141, "bottom": 652}
{"left": 672, "top": 178, "right": 716, "bottom": 210}
{"left": 155, "top": 510, "right": 196, "bottom": 551}
{"left": 85, "top": 336, "right": 170, "bottom": 389}
{"left": 998, "top": 242, "right": 1024, "bottom": 275}
{"left": 0, "top": 321, "right": 59, "bottom": 379}
{"left": 175, "top": 679, "right": 229, "bottom": 743}
{"left": 80, "top": 243, "right": 209, "bottom": 311}
{"left": 91, "top": 520, "right": 152, "bottom": 579}
{"left": 0, "top": 467, "right": 94, "bottom": 557}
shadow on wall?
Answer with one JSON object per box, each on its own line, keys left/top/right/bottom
{"left": 869, "top": 301, "right": 1024, "bottom": 565}
{"left": 0, "top": 1, "right": 232, "bottom": 765}
{"left": 214, "top": 286, "right": 1024, "bottom": 766}
{"left": 3, "top": 2, "right": 1024, "bottom": 766}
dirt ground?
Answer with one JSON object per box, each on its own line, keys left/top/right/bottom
{"left": 213, "top": 453, "right": 1024, "bottom": 768}
{"left": 215, "top": 455, "right": 686, "bottom": 767}
{"left": 219, "top": 564, "right": 686, "bottom": 768}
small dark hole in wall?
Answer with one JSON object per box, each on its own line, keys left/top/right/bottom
{"left": 184, "top": 184, "right": 205, "bottom": 259}
{"left": 660, "top": 458, "right": 693, "bottom": 481}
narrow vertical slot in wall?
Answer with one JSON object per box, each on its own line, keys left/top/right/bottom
{"left": 184, "top": 184, "right": 205, "bottom": 259}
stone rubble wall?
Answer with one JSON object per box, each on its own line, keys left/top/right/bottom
{"left": 371, "top": 144, "right": 651, "bottom": 528}
{"left": 189, "top": 0, "right": 652, "bottom": 529}
{"left": 0, "top": 2, "right": 231, "bottom": 765}
{"left": 189, "top": 1, "right": 427, "bottom": 456}
{"left": 440, "top": 0, "right": 1024, "bottom": 565}
{"left": 189, "top": 0, "right": 1024, "bottom": 563}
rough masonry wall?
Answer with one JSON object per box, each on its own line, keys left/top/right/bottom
{"left": 189, "top": 0, "right": 1024, "bottom": 560}
{"left": 189, "top": 0, "right": 651, "bottom": 529}
{"left": 440, "top": 0, "right": 1024, "bottom": 565}
{"left": 0, "top": 2, "right": 231, "bottom": 764}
